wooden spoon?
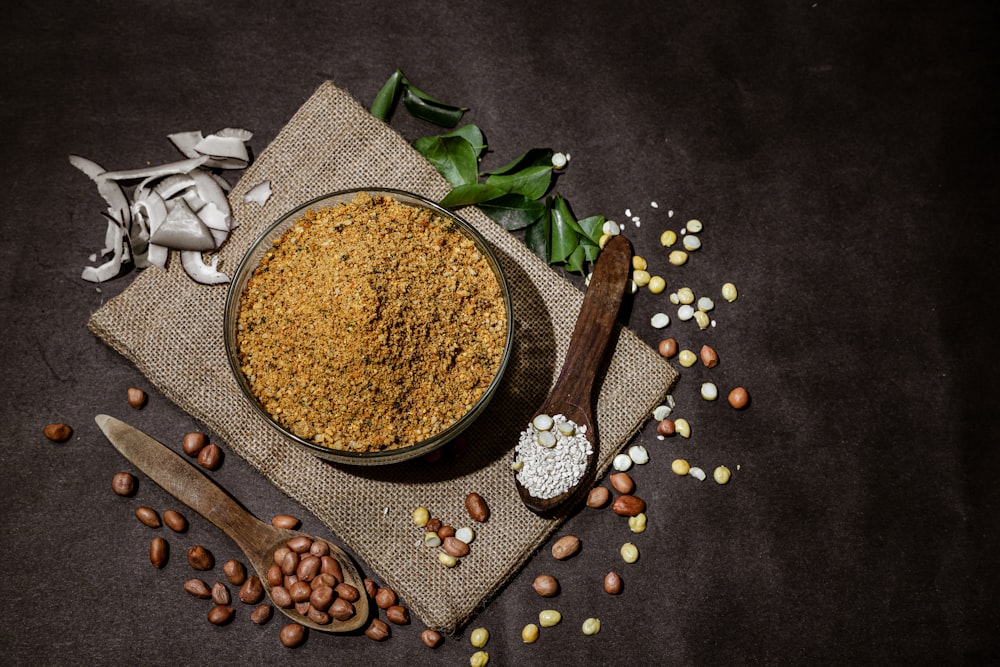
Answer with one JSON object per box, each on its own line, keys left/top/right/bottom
{"left": 514, "top": 234, "right": 634, "bottom": 517}
{"left": 95, "top": 413, "right": 369, "bottom": 632}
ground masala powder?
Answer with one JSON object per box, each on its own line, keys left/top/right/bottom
{"left": 235, "top": 192, "right": 508, "bottom": 452}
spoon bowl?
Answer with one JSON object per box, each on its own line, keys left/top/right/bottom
{"left": 514, "top": 234, "right": 634, "bottom": 517}
{"left": 95, "top": 414, "right": 369, "bottom": 632}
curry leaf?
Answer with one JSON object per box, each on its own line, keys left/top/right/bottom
{"left": 485, "top": 148, "right": 554, "bottom": 176}
{"left": 412, "top": 135, "right": 479, "bottom": 187}
{"left": 563, "top": 244, "right": 588, "bottom": 274}
{"left": 525, "top": 203, "right": 552, "bottom": 262}
{"left": 371, "top": 69, "right": 405, "bottom": 121}
{"left": 439, "top": 182, "right": 506, "bottom": 208}
{"left": 549, "top": 195, "right": 581, "bottom": 264}
{"left": 402, "top": 87, "right": 467, "bottom": 128}
{"left": 479, "top": 194, "right": 546, "bottom": 231}
{"left": 485, "top": 164, "right": 554, "bottom": 200}
{"left": 575, "top": 214, "right": 606, "bottom": 245}
{"left": 439, "top": 124, "right": 487, "bottom": 157}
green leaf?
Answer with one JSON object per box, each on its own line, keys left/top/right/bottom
{"left": 563, "top": 244, "right": 588, "bottom": 274}
{"left": 371, "top": 69, "right": 405, "bottom": 121}
{"left": 485, "top": 164, "right": 554, "bottom": 200}
{"left": 439, "top": 182, "right": 505, "bottom": 208}
{"left": 579, "top": 239, "right": 602, "bottom": 262}
{"left": 479, "top": 194, "right": 546, "bottom": 231}
{"left": 524, "top": 204, "right": 552, "bottom": 262}
{"left": 439, "top": 124, "right": 487, "bottom": 157}
{"left": 412, "top": 135, "right": 479, "bottom": 187}
{"left": 549, "top": 195, "right": 581, "bottom": 264}
{"left": 575, "top": 215, "right": 606, "bottom": 245}
{"left": 485, "top": 148, "right": 554, "bottom": 176}
{"left": 402, "top": 87, "right": 467, "bottom": 128}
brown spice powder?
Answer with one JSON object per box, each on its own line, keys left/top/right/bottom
{"left": 236, "top": 193, "right": 508, "bottom": 452}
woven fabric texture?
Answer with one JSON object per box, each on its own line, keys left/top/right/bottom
{"left": 87, "top": 81, "right": 678, "bottom": 633}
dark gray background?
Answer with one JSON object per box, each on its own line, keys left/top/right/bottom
{"left": 2, "top": 1, "right": 996, "bottom": 664}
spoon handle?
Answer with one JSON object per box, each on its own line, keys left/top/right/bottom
{"left": 545, "top": 234, "right": 634, "bottom": 413}
{"left": 95, "top": 414, "right": 275, "bottom": 555}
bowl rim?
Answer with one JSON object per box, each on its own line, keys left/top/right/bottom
{"left": 223, "top": 187, "right": 515, "bottom": 465}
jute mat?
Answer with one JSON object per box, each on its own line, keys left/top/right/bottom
{"left": 87, "top": 81, "right": 678, "bottom": 633}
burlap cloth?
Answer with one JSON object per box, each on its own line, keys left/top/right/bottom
{"left": 87, "top": 81, "right": 678, "bottom": 633}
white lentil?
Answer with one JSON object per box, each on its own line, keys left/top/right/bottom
{"left": 689, "top": 466, "right": 707, "bottom": 481}
{"left": 650, "top": 312, "right": 670, "bottom": 329}
{"left": 697, "top": 296, "right": 715, "bottom": 312}
{"left": 628, "top": 445, "right": 649, "bottom": 465}
{"left": 694, "top": 310, "right": 710, "bottom": 329}
{"left": 612, "top": 453, "right": 633, "bottom": 472}
{"left": 668, "top": 250, "right": 688, "bottom": 266}
{"left": 455, "top": 526, "right": 476, "bottom": 544}
{"left": 602, "top": 220, "right": 621, "bottom": 235}
{"left": 700, "top": 382, "right": 719, "bottom": 401}
{"left": 674, "top": 418, "right": 691, "bottom": 438}
{"left": 533, "top": 414, "right": 554, "bottom": 431}
{"left": 652, "top": 404, "right": 672, "bottom": 421}
{"left": 722, "top": 282, "right": 738, "bottom": 302}
{"left": 686, "top": 219, "right": 703, "bottom": 233}
{"left": 676, "top": 287, "right": 695, "bottom": 304}
{"left": 682, "top": 235, "right": 701, "bottom": 251}
{"left": 677, "top": 304, "right": 695, "bottom": 321}
{"left": 651, "top": 201, "right": 659, "bottom": 208}
{"left": 668, "top": 210, "right": 674, "bottom": 217}
{"left": 514, "top": 414, "right": 593, "bottom": 499}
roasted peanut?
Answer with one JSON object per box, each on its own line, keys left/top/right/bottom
{"left": 212, "top": 582, "right": 230, "bottom": 605}
{"left": 375, "top": 587, "right": 397, "bottom": 610}
{"left": 465, "top": 492, "right": 490, "bottom": 522}
{"left": 183, "top": 578, "right": 212, "bottom": 599}
{"left": 163, "top": 510, "right": 187, "bottom": 533}
{"left": 187, "top": 545, "right": 214, "bottom": 571}
{"left": 609, "top": 472, "right": 634, "bottom": 494}
{"left": 239, "top": 576, "right": 264, "bottom": 604}
{"left": 223, "top": 559, "right": 246, "bottom": 585}
{"left": 271, "top": 514, "right": 300, "bottom": 529}
{"left": 604, "top": 571, "right": 623, "bottom": 594}
{"left": 181, "top": 431, "right": 207, "bottom": 457}
{"left": 279, "top": 623, "right": 307, "bottom": 648}
{"left": 127, "top": 387, "right": 147, "bottom": 409}
{"left": 365, "top": 618, "right": 390, "bottom": 641}
{"left": 207, "top": 605, "right": 233, "bottom": 626}
{"left": 532, "top": 575, "right": 559, "bottom": 597}
{"left": 250, "top": 604, "right": 272, "bottom": 625}
{"left": 586, "top": 486, "right": 610, "bottom": 508}
{"left": 551, "top": 535, "right": 581, "bottom": 560}
{"left": 421, "top": 628, "right": 444, "bottom": 648}
{"left": 197, "top": 443, "right": 222, "bottom": 470}
{"left": 149, "top": 537, "right": 168, "bottom": 568}
{"left": 111, "top": 472, "right": 135, "bottom": 496}
{"left": 386, "top": 605, "right": 410, "bottom": 625}
{"left": 135, "top": 506, "right": 161, "bottom": 528}
{"left": 611, "top": 495, "right": 646, "bottom": 517}
{"left": 43, "top": 422, "right": 73, "bottom": 442}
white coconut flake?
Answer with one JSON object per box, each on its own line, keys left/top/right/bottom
{"left": 71, "top": 127, "right": 253, "bottom": 285}
{"left": 244, "top": 180, "right": 272, "bottom": 206}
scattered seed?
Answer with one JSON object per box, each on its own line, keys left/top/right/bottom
{"left": 671, "top": 459, "right": 691, "bottom": 476}
{"left": 620, "top": 542, "right": 639, "bottom": 564}
{"left": 612, "top": 454, "right": 633, "bottom": 472}
{"left": 668, "top": 250, "right": 688, "bottom": 266}
{"left": 686, "top": 219, "right": 703, "bottom": 233}
{"left": 538, "top": 609, "right": 562, "bottom": 628}
{"left": 701, "top": 382, "right": 719, "bottom": 401}
{"left": 674, "top": 418, "right": 691, "bottom": 438}
{"left": 722, "top": 282, "right": 738, "bottom": 302}
{"left": 714, "top": 466, "right": 732, "bottom": 484}
{"left": 412, "top": 506, "right": 430, "bottom": 527}
{"left": 677, "top": 350, "right": 697, "bottom": 367}
{"left": 470, "top": 627, "right": 490, "bottom": 648}
{"left": 659, "top": 230, "right": 677, "bottom": 247}
{"left": 582, "top": 617, "right": 602, "bottom": 636}
{"left": 689, "top": 467, "right": 707, "bottom": 481}
{"left": 522, "top": 623, "right": 539, "bottom": 643}
{"left": 648, "top": 276, "right": 666, "bottom": 294}
{"left": 682, "top": 235, "right": 701, "bottom": 251}
{"left": 650, "top": 313, "right": 670, "bottom": 328}
{"left": 628, "top": 445, "right": 649, "bottom": 465}
{"left": 628, "top": 513, "right": 647, "bottom": 533}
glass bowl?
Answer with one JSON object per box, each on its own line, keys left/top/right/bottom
{"left": 224, "top": 188, "right": 514, "bottom": 465}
